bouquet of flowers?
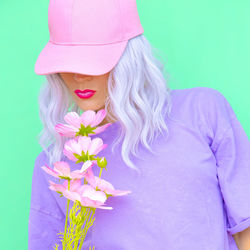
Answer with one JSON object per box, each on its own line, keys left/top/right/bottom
{"left": 41, "top": 109, "right": 132, "bottom": 250}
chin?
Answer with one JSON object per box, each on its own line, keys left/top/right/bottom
{"left": 77, "top": 103, "right": 104, "bottom": 113}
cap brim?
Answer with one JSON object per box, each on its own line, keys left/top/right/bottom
{"left": 34, "top": 40, "right": 128, "bottom": 76}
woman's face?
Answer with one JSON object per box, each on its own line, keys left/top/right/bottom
{"left": 59, "top": 71, "right": 113, "bottom": 125}
{"left": 59, "top": 71, "right": 111, "bottom": 110}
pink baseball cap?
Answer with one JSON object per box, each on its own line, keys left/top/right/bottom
{"left": 34, "top": 0, "right": 144, "bottom": 76}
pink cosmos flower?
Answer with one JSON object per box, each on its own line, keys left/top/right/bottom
{"left": 55, "top": 109, "right": 112, "bottom": 137}
{"left": 49, "top": 179, "right": 82, "bottom": 194}
{"left": 84, "top": 167, "right": 132, "bottom": 197}
{"left": 41, "top": 160, "right": 94, "bottom": 180}
{"left": 49, "top": 178, "right": 112, "bottom": 209}
{"left": 63, "top": 183, "right": 113, "bottom": 210}
{"left": 63, "top": 136, "right": 107, "bottom": 162}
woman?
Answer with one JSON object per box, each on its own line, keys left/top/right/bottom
{"left": 28, "top": 0, "right": 250, "bottom": 249}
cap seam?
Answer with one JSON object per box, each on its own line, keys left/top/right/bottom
{"left": 48, "top": 39, "right": 128, "bottom": 46}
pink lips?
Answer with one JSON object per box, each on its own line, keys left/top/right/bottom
{"left": 74, "top": 89, "right": 96, "bottom": 99}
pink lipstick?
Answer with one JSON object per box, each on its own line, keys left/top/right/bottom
{"left": 74, "top": 89, "right": 96, "bottom": 99}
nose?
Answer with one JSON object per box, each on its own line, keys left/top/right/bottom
{"left": 73, "top": 73, "right": 93, "bottom": 82}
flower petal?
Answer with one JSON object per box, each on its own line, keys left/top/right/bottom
{"left": 41, "top": 164, "right": 60, "bottom": 178}
{"left": 95, "top": 205, "right": 113, "bottom": 210}
{"left": 84, "top": 167, "right": 96, "bottom": 186}
{"left": 53, "top": 161, "right": 71, "bottom": 177}
{"left": 91, "top": 109, "right": 106, "bottom": 127}
{"left": 63, "top": 189, "right": 82, "bottom": 202}
{"left": 69, "top": 139, "right": 83, "bottom": 155}
{"left": 70, "top": 171, "right": 86, "bottom": 180}
{"left": 70, "top": 179, "right": 82, "bottom": 191}
{"left": 63, "top": 139, "right": 82, "bottom": 161}
{"left": 89, "top": 176, "right": 132, "bottom": 197}
{"left": 90, "top": 123, "right": 113, "bottom": 135}
{"left": 107, "top": 189, "right": 132, "bottom": 196}
{"left": 81, "top": 185, "right": 107, "bottom": 203}
{"left": 64, "top": 112, "right": 81, "bottom": 128}
{"left": 80, "top": 160, "right": 94, "bottom": 173}
{"left": 80, "top": 196, "right": 112, "bottom": 209}
{"left": 48, "top": 180, "right": 66, "bottom": 193}
{"left": 88, "top": 137, "right": 105, "bottom": 155}
{"left": 63, "top": 148, "right": 77, "bottom": 162}
{"left": 55, "top": 123, "right": 78, "bottom": 137}
{"left": 96, "top": 177, "right": 115, "bottom": 191}
{"left": 80, "top": 110, "right": 96, "bottom": 126}
{"left": 77, "top": 136, "right": 91, "bottom": 154}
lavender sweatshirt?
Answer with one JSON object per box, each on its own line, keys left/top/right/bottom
{"left": 28, "top": 87, "right": 250, "bottom": 250}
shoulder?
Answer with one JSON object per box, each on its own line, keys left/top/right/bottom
{"left": 32, "top": 149, "right": 51, "bottom": 181}
{"left": 169, "top": 86, "right": 226, "bottom": 116}
{"left": 170, "top": 86, "right": 232, "bottom": 121}
{"left": 34, "top": 143, "right": 55, "bottom": 168}
{"left": 34, "top": 149, "right": 50, "bottom": 168}
{"left": 170, "top": 86, "right": 225, "bottom": 103}
{"left": 168, "top": 86, "right": 234, "bottom": 142}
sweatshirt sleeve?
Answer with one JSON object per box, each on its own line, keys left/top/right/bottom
{"left": 28, "top": 150, "right": 65, "bottom": 250}
{"left": 198, "top": 87, "right": 250, "bottom": 235}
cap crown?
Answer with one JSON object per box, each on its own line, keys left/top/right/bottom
{"left": 48, "top": 0, "right": 144, "bottom": 45}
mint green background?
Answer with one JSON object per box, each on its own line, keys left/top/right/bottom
{"left": 1, "top": 1, "right": 249, "bottom": 249}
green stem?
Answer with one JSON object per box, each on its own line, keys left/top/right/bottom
{"left": 73, "top": 205, "right": 85, "bottom": 250}
{"left": 95, "top": 167, "right": 103, "bottom": 191}
{"left": 78, "top": 208, "right": 92, "bottom": 250}
{"left": 77, "top": 159, "right": 102, "bottom": 249}
{"left": 88, "top": 208, "right": 96, "bottom": 224}
{"left": 73, "top": 219, "right": 80, "bottom": 250}
{"left": 63, "top": 180, "right": 70, "bottom": 250}
{"left": 99, "top": 168, "right": 103, "bottom": 179}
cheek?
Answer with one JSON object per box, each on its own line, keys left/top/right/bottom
{"left": 66, "top": 84, "right": 74, "bottom": 92}
{"left": 100, "top": 83, "right": 109, "bottom": 98}
{"left": 103, "top": 78, "right": 109, "bottom": 90}
{"left": 63, "top": 80, "right": 76, "bottom": 93}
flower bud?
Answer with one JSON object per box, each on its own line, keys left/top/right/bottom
{"left": 96, "top": 156, "right": 107, "bottom": 169}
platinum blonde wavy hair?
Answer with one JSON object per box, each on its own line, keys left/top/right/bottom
{"left": 37, "top": 34, "right": 173, "bottom": 174}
